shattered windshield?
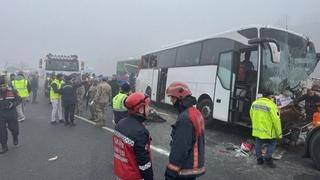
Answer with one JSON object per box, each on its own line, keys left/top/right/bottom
{"left": 259, "top": 28, "right": 317, "bottom": 94}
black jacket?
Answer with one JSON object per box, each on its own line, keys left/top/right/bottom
{"left": 61, "top": 82, "right": 83, "bottom": 105}
{"left": 108, "top": 80, "right": 119, "bottom": 98}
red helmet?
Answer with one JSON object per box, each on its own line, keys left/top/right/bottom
{"left": 166, "top": 81, "right": 192, "bottom": 99}
{"left": 125, "top": 92, "right": 150, "bottom": 114}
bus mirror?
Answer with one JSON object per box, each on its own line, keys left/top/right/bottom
{"left": 269, "top": 42, "right": 280, "bottom": 64}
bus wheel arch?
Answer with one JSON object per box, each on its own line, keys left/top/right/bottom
{"left": 197, "top": 94, "right": 213, "bottom": 122}
{"left": 310, "top": 129, "right": 320, "bottom": 170}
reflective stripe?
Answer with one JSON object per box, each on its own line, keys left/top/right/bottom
{"left": 252, "top": 104, "right": 270, "bottom": 112}
{"left": 167, "top": 163, "right": 181, "bottom": 172}
{"left": 138, "top": 162, "right": 151, "bottom": 171}
{"left": 179, "top": 167, "right": 206, "bottom": 176}
{"left": 114, "top": 130, "right": 134, "bottom": 146}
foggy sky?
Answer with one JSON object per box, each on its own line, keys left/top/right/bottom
{"left": 1, "top": 0, "right": 320, "bottom": 75}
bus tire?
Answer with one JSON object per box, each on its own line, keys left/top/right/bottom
{"left": 145, "top": 87, "right": 152, "bottom": 98}
{"left": 310, "top": 129, "right": 320, "bottom": 170}
{"left": 197, "top": 98, "right": 213, "bottom": 123}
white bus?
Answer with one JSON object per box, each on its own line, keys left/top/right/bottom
{"left": 136, "top": 25, "right": 318, "bottom": 126}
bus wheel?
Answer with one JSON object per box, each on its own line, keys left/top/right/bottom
{"left": 197, "top": 98, "right": 213, "bottom": 123}
{"left": 145, "top": 87, "right": 152, "bottom": 98}
{"left": 310, "top": 130, "right": 320, "bottom": 170}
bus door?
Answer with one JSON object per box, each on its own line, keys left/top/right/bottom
{"left": 232, "top": 48, "right": 258, "bottom": 125}
{"left": 213, "top": 52, "right": 234, "bottom": 122}
{"left": 156, "top": 68, "right": 168, "bottom": 103}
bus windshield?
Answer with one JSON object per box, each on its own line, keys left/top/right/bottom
{"left": 45, "top": 60, "right": 79, "bottom": 72}
{"left": 259, "top": 28, "right": 317, "bottom": 94}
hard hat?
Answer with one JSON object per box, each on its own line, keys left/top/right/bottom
{"left": 166, "top": 81, "right": 192, "bottom": 99}
{"left": 120, "top": 83, "right": 131, "bottom": 93}
{"left": 125, "top": 92, "right": 150, "bottom": 114}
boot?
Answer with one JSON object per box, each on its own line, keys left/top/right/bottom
{"left": 257, "top": 158, "right": 264, "bottom": 165}
{"left": 0, "top": 144, "right": 8, "bottom": 154}
{"left": 13, "top": 136, "right": 19, "bottom": 146}
{"left": 265, "top": 158, "right": 276, "bottom": 168}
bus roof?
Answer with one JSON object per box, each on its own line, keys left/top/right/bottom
{"left": 142, "top": 25, "right": 311, "bottom": 56}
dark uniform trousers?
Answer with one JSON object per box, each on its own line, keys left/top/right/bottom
{"left": 64, "top": 103, "right": 76, "bottom": 123}
{"left": 0, "top": 113, "right": 19, "bottom": 145}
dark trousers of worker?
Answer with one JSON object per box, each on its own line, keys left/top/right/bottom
{"left": 64, "top": 104, "right": 76, "bottom": 123}
{"left": 0, "top": 117, "right": 19, "bottom": 146}
{"left": 32, "top": 89, "right": 38, "bottom": 103}
{"left": 255, "top": 138, "right": 277, "bottom": 159}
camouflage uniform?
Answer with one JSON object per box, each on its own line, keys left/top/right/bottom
{"left": 75, "top": 85, "right": 85, "bottom": 116}
{"left": 88, "top": 84, "right": 98, "bottom": 121}
{"left": 94, "top": 81, "right": 112, "bottom": 127}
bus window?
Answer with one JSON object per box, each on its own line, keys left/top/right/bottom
{"left": 237, "top": 50, "right": 258, "bottom": 81}
{"left": 176, "top": 42, "right": 201, "bottom": 66}
{"left": 158, "top": 48, "right": 177, "bottom": 68}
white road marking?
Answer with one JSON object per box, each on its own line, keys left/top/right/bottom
{"left": 75, "top": 115, "right": 170, "bottom": 157}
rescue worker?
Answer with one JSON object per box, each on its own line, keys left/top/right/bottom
{"left": 165, "top": 82, "right": 205, "bottom": 180}
{"left": 250, "top": 91, "right": 282, "bottom": 168}
{"left": 0, "top": 75, "right": 21, "bottom": 154}
{"left": 50, "top": 73, "right": 64, "bottom": 125}
{"left": 294, "top": 88, "right": 320, "bottom": 122}
{"left": 11, "top": 71, "right": 31, "bottom": 122}
{"left": 113, "top": 92, "right": 153, "bottom": 180}
{"left": 93, "top": 76, "right": 112, "bottom": 127}
{"left": 88, "top": 79, "right": 98, "bottom": 121}
{"left": 112, "top": 82, "right": 131, "bottom": 124}
{"left": 75, "top": 78, "right": 85, "bottom": 116}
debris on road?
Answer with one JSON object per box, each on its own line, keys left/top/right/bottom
{"left": 147, "top": 109, "right": 167, "bottom": 123}
{"left": 48, "top": 156, "right": 58, "bottom": 161}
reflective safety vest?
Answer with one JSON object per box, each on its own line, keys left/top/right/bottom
{"left": 112, "top": 92, "right": 128, "bottom": 112}
{"left": 12, "top": 79, "right": 29, "bottom": 99}
{"left": 250, "top": 97, "right": 282, "bottom": 139}
{"left": 50, "top": 79, "right": 62, "bottom": 100}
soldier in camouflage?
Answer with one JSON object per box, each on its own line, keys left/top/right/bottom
{"left": 88, "top": 79, "right": 98, "bottom": 121}
{"left": 75, "top": 79, "right": 86, "bottom": 116}
{"left": 93, "top": 77, "right": 112, "bottom": 127}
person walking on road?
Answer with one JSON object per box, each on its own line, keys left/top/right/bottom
{"left": 113, "top": 92, "right": 154, "bottom": 180}
{"left": 30, "top": 73, "right": 39, "bottom": 104}
{"left": 61, "top": 76, "right": 85, "bottom": 126}
{"left": 165, "top": 82, "right": 205, "bottom": 180}
{"left": 250, "top": 91, "right": 282, "bottom": 168}
{"left": 0, "top": 75, "right": 21, "bottom": 154}
{"left": 50, "top": 74, "right": 64, "bottom": 125}
{"left": 112, "top": 82, "right": 131, "bottom": 124}
{"left": 11, "top": 71, "right": 31, "bottom": 122}
{"left": 93, "top": 77, "right": 112, "bottom": 127}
